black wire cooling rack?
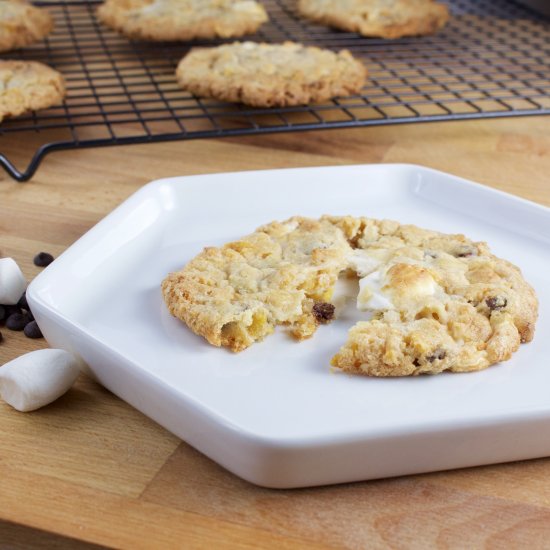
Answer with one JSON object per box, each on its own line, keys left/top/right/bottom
{"left": 1, "top": 0, "right": 549, "bottom": 181}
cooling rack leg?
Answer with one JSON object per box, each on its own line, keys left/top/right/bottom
{"left": 0, "top": 147, "right": 51, "bottom": 183}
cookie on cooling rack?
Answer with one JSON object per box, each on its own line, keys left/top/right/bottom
{"left": 297, "top": 0, "right": 450, "bottom": 39}
{"left": 176, "top": 41, "right": 367, "bottom": 107}
{"left": 97, "top": 0, "right": 269, "bottom": 41}
{"left": 0, "top": 0, "right": 53, "bottom": 52}
{"left": 162, "top": 214, "right": 537, "bottom": 376}
{"left": 0, "top": 60, "right": 65, "bottom": 123}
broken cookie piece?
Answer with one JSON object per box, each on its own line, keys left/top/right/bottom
{"left": 162, "top": 217, "right": 351, "bottom": 352}
{"left": 327, "top": 215, "right": 537, "bottom": 376}
{"left": 162, "top": 215, "right": 538, "bottom": 376}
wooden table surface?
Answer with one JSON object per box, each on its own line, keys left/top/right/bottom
{"left": 1, "top": 116, "right": 550, "bottom": 549}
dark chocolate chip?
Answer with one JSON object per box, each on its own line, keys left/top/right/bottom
{"left": 33, "top": 252, "right": 54, "bottom": 267}
{"left": 17, "top": 292, "right": 28, "bottom": 310}
{"left": 312, "top": 302, "right": 335, "bottom": 323}
{"left": 3, "top": 305, "right": 22, "bottom": 319}
{"left": 427, "top": 349, "right": 447, "bottom": 362}
{"left": 486, "top": 296, "right": 507, "bottom": 311}
{"left": 413, "top": 358, "right": 421, "bottom": 368}
{"left": 24, "top": 320, "right": 43, "bottom": 339}
{"left": 6, "top": 312, "right": 31, "bottom": 331}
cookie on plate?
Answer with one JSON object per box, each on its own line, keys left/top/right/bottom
{"left": 328, "top": 216, "right": 538, "bottom": 375}
{"left": 162, "top": 215, "right": 538, "bottom": 376}
{"left": 0, "top": 0, "right": 53, "bottom": 52}
{"left": 176, "top": 41, "right": 367, "bottom": 107}
{"left": 0, "top": 60, "right": 65, "bottom": 123}
{"left": 297, "top": 0, "right": 450, "bottom": 39}
{"left": 162, "top": 217, "right": 352, "bottom": 352}
{"left": 97, "top": 0, "right": 269, "bottom": 41}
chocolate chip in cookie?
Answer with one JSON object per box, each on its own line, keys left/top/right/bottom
{"left": 313, "top": 302, "right": 335, "bottom": 323}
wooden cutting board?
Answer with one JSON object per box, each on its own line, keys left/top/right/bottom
{"left": 1, "top": 116, "right": 550, "bottom": 548}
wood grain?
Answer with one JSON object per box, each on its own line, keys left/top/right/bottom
{"left": 1, "top": 116, "right": 550, "bottom": 548}
{"left": 0, "top": 520, "right": 105, "bottom": 549}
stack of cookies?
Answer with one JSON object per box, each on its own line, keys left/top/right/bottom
{"left": 1, "top": 0, "right": 451, "bottom": 119}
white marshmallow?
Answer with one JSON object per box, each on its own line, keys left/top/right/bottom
{"left": 0, "top": 349, "right": 82, "bottom": 412}
{"left": 347, "top": 250, "right": 380, "bottom": 277}
{"left": 0, "top": 258, "right": 27, "bottom": 305}
{"left": 357, "top": 270, "right": 394, "bottom": 311}
{"left": 331, "top": 275, "right": 359, "bottom": 314}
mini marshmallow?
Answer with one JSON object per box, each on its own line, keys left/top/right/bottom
{"left": 0, "top": 349, "right": 82, "bottom": 412}
{"left": 357, "top": 270, "right": 394, "bottom": 311}
{"left": 0, "top": 258, "right": 27, "bottom": 305}
{"left": 348, "top": 250, "right": 380, "bottom": 278}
